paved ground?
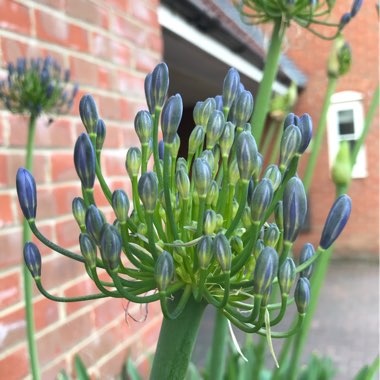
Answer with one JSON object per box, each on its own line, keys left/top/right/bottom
{"left": 193, "top": 259, "right": 379, "bottom": 379}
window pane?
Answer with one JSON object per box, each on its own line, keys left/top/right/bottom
{"left": 338, "top": 109, "right": 355, "bottom": 136}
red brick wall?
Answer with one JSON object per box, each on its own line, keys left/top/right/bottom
{"left": 0, "top": 0, "right": 163, "bottom": 378}
{"left": 286, "top": 1, "right": 379, "bottom": 257}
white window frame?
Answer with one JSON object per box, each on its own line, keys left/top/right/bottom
{"left": 327, "top": 91, "right": 367, "bottom": 178}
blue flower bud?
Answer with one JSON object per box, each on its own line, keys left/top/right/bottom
{"left": 264, "top": 223, "right": 280, "bottom": 248}
{"left": 72, "top": 197, "right": 86, "bottom": 228}
{"left": 135, "top": 110, "right": 153, "bottom": 145}
{"left": 236, "top": 131, "right": 258, "bottom": 182}
{"left": 250, "top": 178, "right": 274, "bottom": 223}
{"left": 100, "top": 224, "right": 122, "bottom": 272}
{"left": 219, "top": 121, "right": 235, "bottom": 158}
{"left": 16, "top": 168, "right": 37, "bottom": 220}
{"left": 299, "top": 243, "right": 315, "bottom": 279}
{"left": 125, "top": 147, "right": 141, "bottom": 178}
{"left": 24, "top": 242, "right": 41, "bottom": 279}
{"left": 213, "top": 233, "right": 232, "bottom": 273}
{"left": 79, "top": 233, "right": 97, "bottom": 268}
{"left": 294, "top": 277, "right": 310, "bottom": 314}
{"left": 138, "top": 172, "right": 158, "bottom": 213}
{"left": 151, "top": 62, "right": 169, "bottom": 109}
{"left": 214, "top": 95, "right": 223, "bottom": 111}
{"left": 200, "top": 150, "right": 215, "bottom": 173}
{"left": 253, "top": 247, "right": 279, "bottom": 295}
{"left": 206, "top": 180, "right": 219, "bottom": 208}
{"left": 79, "top": 95, "right": 99, "bottom": 135}
{"left": 284, "top": 113, "right": 300, "bottom": 129}
{"left": 193, "top": 158, "right": 212, "bottom": 198}
{"left": 280, "top": 125, "right": 302, "bottom": 169}
{"left": 188, "top": 125, "right": 205, "bottom": 156}
{"left": 263, "top": 164, "right": 282, "bottom": 191}
{"left": 161, "top": 94, "right": 183, "bottom": 144}
{"left": 85, "top": 205, "right": 106, "bottom": 244}
{"left": 95, "top": 119, "right": 106, "bottom": 152}
{"left": 274, "top": 201, "right": 283, "bottom": 230}
{"left": 144, "top": 72, "right": 155, "bottom": 114}
{"left": 278, "top": 257, "right": 296, "bottom": 295}
{"left": 158, "top": 139, "right": 165, "bottom": 161}
{"left": 206, "top": 110, "right": 225, "bottom": 149}
{"left": 64, "top": 69, "right": 70, "bottom": 82}
{"left": 283, "top": 177, "right": 307, "bottom": 243}
{"left": 228, "top": 157, "right": 240, "bottom": 186}
{"left": 198, "top": 98, "right": 217, "bottom": 127}
{"left": 232, "top": 90, "right": 254, "bottom": 127}
{"left": 171, "top": 134, "right": 180, "bottom": 159}
{"left": 253, "top": 239, "right": 265, "bottom": 259}
{"left": 339, "top": 12, "right": 351, "bottom": 28}
{"left": 197, "top": 235, "right": 213, "bottom": 270}
{"left": 230, "top": 235, "right": 244, "bottom": 254}
{"left": 203, "top": 209, "right": 217, "bottom": 235}
{"left": 176, "top": 168, "right": 190, "bottom": 200}
{"left": 222, "top": 68, "right": 240, "bottom": 109}
{"left": 155, "top": 250, "right": 174, "bottom": 291}
{"left": 74, "top": 133, "right": 96, "bottom": 189}
{"left": 112, "top": 189, "right": 130, "bottom": 223}
{"left": 298, "top": 114, "right": 313, "bottom": 154}
{"left": 320, "top": 195, "right": 352, "bottom": 249}
{"left": 351, "top": 0, "right": 362, "bottom": 17}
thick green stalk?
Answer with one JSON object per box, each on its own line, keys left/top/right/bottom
{"left": 303, "top": 76, "right": 337, "bottom": 192}
{"left": 260, "top": 119, "right": 277, "bottom": 159}
{"left": 208, "top": 309, "right": 229, "bottom": 380}
{"left": 23, "top": 115, "right": 41, "bottom": 380}
{"left": 251, "top": 19, "right": 285, "bottom": 146}
{"left": 150, "top": 296, "right": 206, "bottom": 380}
{"left": 351, "top": 86, "right": 379, "bottom": 170}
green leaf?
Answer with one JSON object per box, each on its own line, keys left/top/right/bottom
{"left": 185, "top": 362, "right": 202, "bottom": 380}
{"left": 74, "top": 355, "right": 90, "bottom": 380}
{"left": 126, "top": 358, "right": 143, "bottom": 380}
{"left": 264, "top": 308, "right": 279, "bottom": 368}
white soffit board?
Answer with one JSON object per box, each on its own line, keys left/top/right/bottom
{"left": 158, "top": 5, "right": 288, "bottom": 95}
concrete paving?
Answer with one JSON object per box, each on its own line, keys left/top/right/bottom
{"left": 193, "top": 259, "right": 379, "bottom": 379}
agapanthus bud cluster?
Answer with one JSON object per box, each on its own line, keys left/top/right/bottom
{"left": 0, "top": 56, "right": 78, "bottom": 117}
{"left": 233, "top": 0, "right": 362, "bottom": 39}
{"left": 18, "top": 63, "right": 351, "bottom": 340}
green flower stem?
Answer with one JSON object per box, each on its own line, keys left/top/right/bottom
{"left": 224, "top": 183, "right": 235, "bottom": 222}
{"left": 23, "top": 115, "right": 41, "bottom": 380}
{"left": 225, "top": 180, "right": 249, "bottom": 238}
{"left": 270, "top": 294, "right": 288, "bottom": 326}
{"left": 196, "top": 197, "right": 206, "bottom": 237}
{"left": 152, "top": 107, "right": 163, "bottom": 188}
{"left": 159, "top": 285, "right": 192, "bottom": 320}
{"left": 131, "top": 175, "right": 144, "bottom": 221}
{"left": 84, "top": 188, "right": 95, "bottom": 206}
{"left": 251, "top": 19, "right": 285, "bottom": 146}
{"left": 146, "top": 212, "right": 158, "bottom": 260}
{"left": 295, "top": 246, "right": 324, "bottom": 274}
{"left": 203, "top": 274, "right": 230, "bottom": 308}
{"left": 89, "top": 267, "right": 122, "bottom": 297}
{"left": 153, "top": 209, "right": 167, "bottom": 241}
{"left": 217, "top": 157, "right": 229, "bottom": 213}
{"left": 35, "top": 279, "right": 107, "bottom": 302}
{"left": 303, "top": 76, "right": 337, "bottom": 192}
{"left": 163, "top": 142, "right": 178, "bottom": 240}
{"left": 150, "top": 296, "right": 207, "bottom": 380}
{"left": 95, "top": 153, "right": 112, "bottom": 203}
{"left": 179, "top": 198, "right": 189, "bottom": 231}
{"left": 208, "top": 309, "right": 229, "bottom": 380}
{"left": 141, "top": 142, "right": 148, "bottom": 174}
{"left": 255, "top": 314, "right": 305, "bottom": 338}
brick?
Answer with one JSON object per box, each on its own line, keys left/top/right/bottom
{"left": 66, "top": 0, "right": 108, "bottom": 28}
{"left": 135, "top": 50, "right": 158, "bottom": 73}
{"left": 0, "top": 37, "right": 41, "bottom": 63}
{"left": 70, "top": 56, "right": 99, "bottom": 88}
{"left": 40, "top": 359, "right": 67, "bottom": 380}
{"left": 35, "top": 10, "right": 88, "bottom": 52}
{"left": 89, "top": 32, "right": 110, "bottom": 62}
{"left": 0, "top": 0, "right": 31, "bottom": 35}
{"left": 128, "top": 0, "right": 158, "bottom": 27}
{"left": 93, "top": 297, "right": 126, "bottom": 328}
{"left": 0, "top": 346, "right": 29, "bottom": 379}
{"left": 40, "top": 252, "right": 85, "bottom": 291}
{"left": 53, "top": 184, "right": 81, "bottom": 215}
{"left": 102, "top": 151, "right": 126, "bottom": 176}
{"left": 55, "top": 218, "right": 80, "bottom": 248}
{"left": 0, "top": 193, "right": 14, "bottom": 227}
{"left": 100, "top": 123, "right": 124, "bottom": 149}
{"left": 109, "top": 39, "right": 131, "bottom": 66}
{"left": 0, "top": 297, "right": 59, "bottom": 349}
{"left": 93, "top": 183, "right": 111, "bottom": 208}
{"left": 63, "top": 277, "right": 100, "bottom": 314}
{"left": 0, "top": 151, "right": 48, "bottom": 188}
{"left": 120, "top": 99, "right": 146, "bottom": 124}
{"left": 37, "top": 312, "right": 95, "bottom": 367}
{"left": 0, "top": 271, "right": 21, "bottom": 309}
{"left": 111, "top": 71, "right": 145, "bottom": 97}
{"left": 51, "top": 152, "right": 77, "bottom": 182}
{"left": 98, "top": 95, "right": 122, "bottom": 121}
{"left": 109, "top": 14, "right": 149, "bottom": 46}
{"left": 37, "top": 0, "right": 65, "bottom": 9}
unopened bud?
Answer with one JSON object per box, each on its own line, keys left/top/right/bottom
{"left": 204, "top": 209, "right": 217, "bottom": 235}
{"left": 299, "top": 243, "right": 315, "bottom": 279}
{"left": 24, "top": 242, "right": 41, "bottom": 279}
{"left": 263, "top": 164, "right": 282, "bottom": 191}
{"left": 155, "top": 250, "right": 174, "bottom": 291}
{"left": 151, "top": 62, "right": 169, "bottom": 109}
{"left": 197, "top": 236, "right": 213, "bottom": 269}
{"left": 100, "top": 224, "right": 122, "bottom": 272}
{"left": 250, "top": 178, "right": 274, "bottom": 223}
{"left": 264, "top": 223, "right": 280, "bottom": 248}
{"left": 135, "top": 110, "right": 153, "bottom": 145}
{"left": 112, "top": 189, "right": 130, "bottom": 223}
{"left": 278, "top": 257, "right": 296, "bottom": 295}
{"left": 222, "top": 68, "right": 240, "bottom": 109}
{"left": 85, "top": 205, "right": 106, "bottom": 244}
{"left": 138, "top": 172, "right": 158, "bottom": 213}
{"left": 125, "top": 147, "right": 141, "bottom": 178}
{"left": 16, "top": 168, "right": 37, "bottom": 221}
{"left": 188, "top": 125, "right": 205, "bottom": 156}
{"left": 192, "top": 158, "right": 212, "bottom": 198}
{"left": 214, "top": 233, "right": 232, "bottom": 273}
{"left": 74, "top": 133, "right": 96, "bottom": 189}
{"left": 79, "top": 94, "right": 98, "bottom": 135}
{"left": 206, "top": 110, "right": 225, "bottom": 149}
{"left": 253, "top": 247, "right": 279, "bottom": 295}
{"left": 279, "top": 125, "right": 302, "bottom": 169}
{"left": 79, "top": 233, "right": 97, "bottom": 268}
{"left": 96, "top": 119, "right": 106, "bottom": 152}
{"left": 236, "top": 131, "right": 258, "bottom": 181}
{"left": 295, "top": 277, "right": 310, "bottom": 314}
{"left": 72, "top": 197, "right": 86, "bottom": 228}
